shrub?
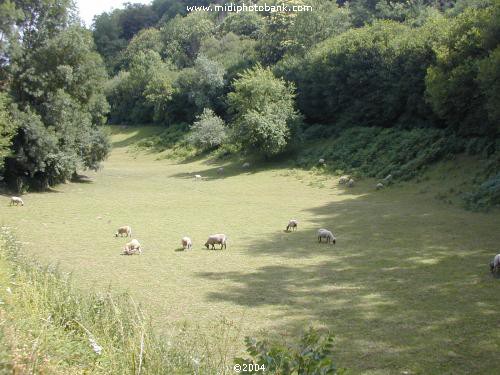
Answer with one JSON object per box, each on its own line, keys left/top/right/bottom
{"left": 235, "top": 327, "right": 345, "bottom": 374}
{"left": 188, "top": 109, "right": 228, "bottom": 150}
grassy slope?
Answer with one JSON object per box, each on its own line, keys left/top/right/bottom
{"left": 1, "top": 125, "right": 499, "bottom": 374}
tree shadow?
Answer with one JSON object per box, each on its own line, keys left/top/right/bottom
{"left": 194, "top": 191, "right": 500, "bottom": 373}
{"left": 109, "top": 125, "right": 164, "bottom": 148}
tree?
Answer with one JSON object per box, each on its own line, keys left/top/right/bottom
{"left": 425, "top": 3, "right": 500, "bottom": 136}
{"left": 120, "top": 28, "right": 163, "bottom": 69}
{"left": 199, "top": 33, "right": 257, "bottom": 81}
{"left": 106, "top": 50, "right": 174, "bottom": 124}
{"left": 220, "top": 11, "right": 265, "bottom": 39}
{"left": 283, "top": 20, "right": 437, "bottom": 127}
{"left": 5, "top": 24, "right": 110, "bottom": 190}
{"left": 160, "top": 12, "right": 215, "bottom": 67}
{"left": 188, "top": 108, "right": 227, "bottom": 150}
{"left": 0, "top": 93, "right": 17, "bottom": 170}
{"left": 228, "top": 65, "right": 300, "bottom": 157}
{"left": 92, "top": 10, "right": 128, "bottom": 73}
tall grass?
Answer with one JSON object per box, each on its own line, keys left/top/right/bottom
{"left": 0, "top": 227, "right": 240, "bottom": 374}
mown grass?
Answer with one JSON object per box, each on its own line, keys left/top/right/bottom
{"left": 1, "top": 125, "right": 499, "bottom": 374}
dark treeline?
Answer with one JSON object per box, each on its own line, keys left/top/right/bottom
{"left": 0, "top": 0, "right": 499, "bottom": 193}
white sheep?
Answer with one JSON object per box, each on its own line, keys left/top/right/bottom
{"left": 242, "top": 162, "right": 250, "bottom": 169}
{"left": 346, "top": 178, "right": 355, "bottom": 187}
{"left": 376, "top": 182, "right": 384, "bottom": 190}
{"left": 490, "top": 254, "right": 500, "bottom": 273}
{"left": 205, "top": 234, "right": 227, "bottom": 250}
{"left": 318, "top": 229, "right": 336, "bottom": 244}
{"left": 181, "top": 236, "right": 192, "bottom": 250}
{"left": 123, "top": 239, "right": 142, "bottom": 255}
{"left": 286, "top": 219, "right": 298, "bottom": 232}
{"left": 115, "top": 225, "right": 132, "bottom": 237}
{"left": 338, "top": 176, "right": 350, "bottom": 185}
{"left": 217, "top": 167, "right": 224, "bottom": 175}
{"left": 318, "top": 158, "right": 325, "bottom": 165}
{"left": 10, "top": 196, "right": 24, "bottom": 206}
{"left": 194, "top": 174, "right": 202, "bottom": 180}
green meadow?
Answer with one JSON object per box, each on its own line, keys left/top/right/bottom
{"left": 1, "top": 126, "right": 499, "bottom": 374}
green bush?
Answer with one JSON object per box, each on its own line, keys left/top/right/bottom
{"left": 188, "top": 108, "right": 228, "bottom": 150}
{"left": 235, "top": 327, "right": 345, "bottom": 374}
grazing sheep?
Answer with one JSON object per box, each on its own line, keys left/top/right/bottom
{"left": 123, "top": 239, "right": 142, "bottom": 255}
{"left": 10, "top": 196, "right": 24, "bottom": 206}
{"left": 242, "top": 162, "right": 250, "bottom": 169}
{"left": 286, "top": 219, "right": 298, "bottom": 232}
{"left": 205, "top": 234, "right": 227, "bottom": 250}
{"left": 376, "top": 182, "right": 384, "bottom": 190}
{"left": 217, "top": 167, "right": 224, "bottom": 175}
{"left": 181, "top": 236, "right": 192, "bottom": 250}
{"left": 338, "top": 176, "right": 350, "bottom": 185}
{"left": 318, "top": 229, "right": 336, "bottom": 244}
{"left": 490, "top": 254, "right": 500, "bottom": 273}
{"left": 346, "top": 178, "right": 355, "bottom": 187}
{"left": 115, "top": 225, "right": 132, "bottom": 237}
{"left": 194, "top": 174, "right": 202, "bottom": 180}
{"left": 318, "top": 158, "right": 325, "bottom": 165}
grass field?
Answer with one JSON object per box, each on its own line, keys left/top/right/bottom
{"left": 1, "top": 126, "right": 499, "bottom": 374}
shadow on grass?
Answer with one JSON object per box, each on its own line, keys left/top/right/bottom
{"left": 109, "top": 125, "right": 165, "bottom": 148}
{"left": 195, "top": 192, "right": 500, "bottom": 373}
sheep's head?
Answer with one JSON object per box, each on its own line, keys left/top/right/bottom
{"left": 332, "top": 237, "right": 336, "bottom": 245}
{"left": 114, "top": 233, "right": 119, "bottom": 237}
{"left": 205, "top": 242, "right": 209, "bottom": 249}
{"left": 490, "top": 262, "right": 495, "bottom": 272}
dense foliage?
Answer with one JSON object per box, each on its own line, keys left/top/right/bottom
{"left": 235, "top": 327, "right": 345, "bottom": 374}
{"left": 188, "top": 108, "right": 228, "bottom": 150}
{"left": 1, "top": 0, "right": 110, "bottom": 191}
{"left": 0, "top": 93, "right": 16, "bottom": 170}
{"left": 228, "top": 65, "right": 300, "bottom": 156}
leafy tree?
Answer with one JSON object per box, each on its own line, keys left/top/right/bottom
{"left": 120, "top": 28, "right": 163, "bottom": 69}
{"left": 0, "top": 0, "right": 23, "bottom": 81}
{"left": 5, "top": 23, "right": 110, "bottom": 190}
{"left": 256, "top": 0, "right": 352, "bottom": 64}
{"left": 117, "top": 3, "right": 157, "bottom": 40}
{"left": 160, "top": 12, "right": 215, "bottom": 67}
{"left": 200, "top": 33, "right": 258, "bottom": 81}
{"left": 92, "top": 10, "right": 128, "bottom": 73}
{"left": 284, "top": 20, "right": 437, "bottom": 127}
{"left": 220, "top": 11, "right": 265, "bottom": 39}
{"left": 188, "top": 108, "right": 227, "bottom": 150}
{"left": 0, "top": 93, "right": 17, "bottom": 170}
{"left": 425, "top": 3, "right": 500, "bottom": 136}
{"left": 106, "top": 50, "right": 174, "bottom": 124}
{"left": 228, "top": 65, "right": 300, "bottom": 157}
{"left": 478, "top": 45, "right": 500, "bottom": 127}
